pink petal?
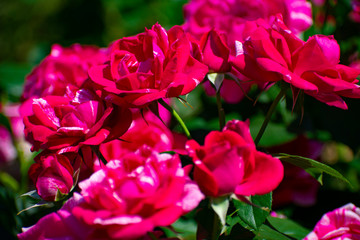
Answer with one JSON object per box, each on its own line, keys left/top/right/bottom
{"left": 235, "top": 151, "right": 283, "bottom": 196}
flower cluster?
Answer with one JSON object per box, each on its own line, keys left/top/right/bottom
{"left": 14, "top": 0, "right": 360, "bottom": 239}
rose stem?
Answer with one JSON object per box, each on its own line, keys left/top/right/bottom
{"left": 254, "top": 85, "right": 288, "bottom": 146}
{"left": 158, "top": 99, "right": 192, "bottom": 139}
{"left": 90, "top": 145, "right": 108, "bottom": 166}
{"left": 216, "top": 91, "right": 225, "bottom": 130}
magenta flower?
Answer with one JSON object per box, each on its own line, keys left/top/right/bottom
{"left": 350, "top": 0, "right": 360, "bottom": 22}
{"left": 186, "top": 120, "right": 284, "bottom": 197}
{"left": 22, "top": 44, "right": 107, "bottom": 101}
{"left": 183, "top": 0, "right": 312, "bottom": 48}
{"left": 231, "top": 16, "right": 360, "bottom": 109}
{"left": 199, "top": 29, "right": 231, "bottom": 73}
{"left": 28, "top": 152, "right": 74, "bottom": 201}
{"left": 19, "top": 151, "right": 204, "bottom": 239}
{"left": 0, "top": 125, "right": 16, "bottom": 163}
{"left": 99, "top": 110, "right": 176, "bottom": 161}
{"left": 305, "top": 203, "right": 360, "bottom": 240}
{"left": 183, "top": 0, "right": 312, "bottom": 104}
{"left": 88, "top": 23, "right": 208, "bottom": 108}
{"left": 23, "top": 88, "right": 132, "bottom": 152}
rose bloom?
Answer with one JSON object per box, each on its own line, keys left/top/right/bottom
{"left": 100, "top": 109, "right": 185, "bottom": 162}
{"left": 183, "top": 0, "right": 313, "bottom": 50}
{"left": 22, "top": 44, "right": 107, "bottom": 101}
{"left": 198, "top": 29, "right": 254, "bottom": 103}
{"left": 29, "top": 151, "right": 74, "bottom": 201}
{"left": 186, "top": 119, "right": 283, "bottom": 197}
{"left": 304, "top": 203, "right": 360, "bottom": 240}
{"left": 88, "top": 23, "right": 208, "bottom": 108}
{"left": 231, "top": 16, "right": 360, "bottom": 109}
{"left": 23, "top": 88, "right": 132, "bottom": 152}
{"left": 18, "top": 151, "right": 204, "bottom": 240}
{"left": 0, "top": 125, "right": 16, "bottom": 163}
{"left": 350, "top": 0, "right": 360, "bottom": 23}
{"left": 183, "top": 0, "right": 312, "bottom": 103}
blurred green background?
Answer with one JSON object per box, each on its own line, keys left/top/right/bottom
{"left": 0, "top": 0, "right": 187, "bottom": 102}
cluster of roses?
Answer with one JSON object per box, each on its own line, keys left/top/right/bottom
{"left": 17, "top": 0, "right": 360, "bottom": 239}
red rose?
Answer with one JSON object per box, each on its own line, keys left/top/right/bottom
{"left": 88, "top": 23, "right": 208, "bottom": 108}
{"left": 231, "top": 16, "right": 360, "bottom": 109}
{"left": 199, "top": 29, "right": 231, "bottom": 73}
{"left": 29, "top": 152, "right": 74, "bottom": 201}
{"left": 19, "top": 151, "right": 204, "bottom": 239}
{"left": 22, "top": 44, "right": 107, "bottom": 101}
{"left": 23, "top": 88, "right": 132, "bottom": 152}
{"left": 186, "top": 120, "right": 284, "bottom": 197}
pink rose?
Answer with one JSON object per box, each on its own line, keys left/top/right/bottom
{"left": 19, "top": 151, "right": 204, "bottom": 239}
{"left": 99, "top": 110, "right": 175, "bottom": 161}
{"left": 18, "top": 193, "right": 89, "bottom": 240}
{"left": 186, "top": 119, "right": 284, "bottom": 197}
{"left": 311, "top": 0, "right": 326, "bottom": 6}
{"left": 28, "top": 152, "right": 74, "bottom": 201}
{"left": 184, "top": 0, "right": 311, "bottom": 103}
{"left": 22, "top": 44, "right": 107, "bottom": 101}
{"left": 200, "top": 29, "right": 231, "bottom": 73}
{"left": 305, "top": 203, "right": 360, "bottom": 240}
{"left": 231, "top": 16, "right": 360, "bottom": 109}
{"left": 0, "top": 125, "right": 16, "bottom": 163}
{"left": 88, "top": 23, "right": 208, "bottom": 108}
{"left": 23, "top": 88, "right": 132, "bottom": 152}
{"left": 183, "top": 0, "right": 312, "bottom": 48}
{"left": 350, "top": 0, "right": 360, "bottom": 22}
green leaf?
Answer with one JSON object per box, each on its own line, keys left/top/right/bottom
{"left": 163, "top": 217, "right": 198, "bottom": 240}
{"left": 211, "top": 196, "right": 230, "bottom": 234}
{"left": 17, "top": 201, "right": 55, "bottom": 215}
{"left": 207, "top": 73, "right": 224, "bottom": 92}
{"left": 255, "top": 225, "right": 292, "bottom": 240}
{"left": 233, "top": 193, "right": 272, "bottom": 231}
{"left": 226, "top": 215, "right": 241, "bottom": 235}
{"left": 267, "top": 216, "right": 310, "bottom": 239}
{"left": 277, "top": 153, "right": 350, "bottom": 186}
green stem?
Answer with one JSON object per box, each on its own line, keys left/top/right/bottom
{"left": 159, "top": 99, "right": 192, "bottom": 139}
{"left": 211, "top": 213, "right": 220, "bottom": 240}
{"left": 216, "top": 91, "right": 225, "bottom": 130}
{"left": 91, "top": 146, "right": 108, "bottom": 166}
{"left": 254, "top": 86, "right": 288, "bottom": 146}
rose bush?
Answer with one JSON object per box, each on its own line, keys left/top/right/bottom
{"left": 19, "top": 151, "right": 204, "bottom": 239}
{"left": 304, "top": 203, "right": 360, "bottom": 240}
{"left": 231, "top": 16, "right": 360, "bottom": 109}
{"left": 23, "top": 88, "right": 132, "bottom": 152}
{"left": 186, "top": 119, "right": 283, "bottom": 197}
{"left": 88, "top": 23, "right": 208, "bottom": 108}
